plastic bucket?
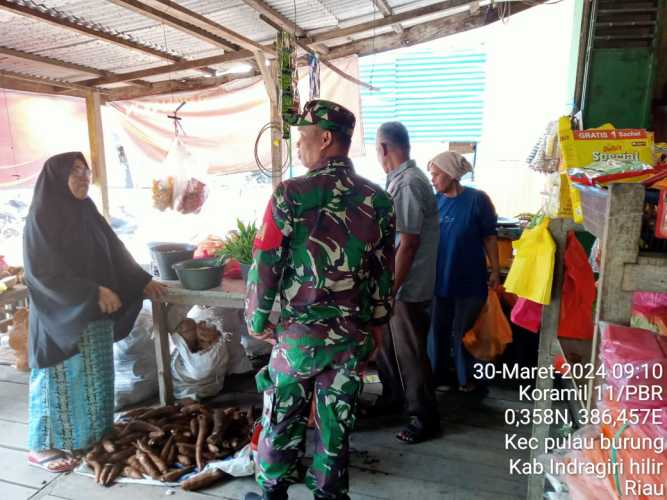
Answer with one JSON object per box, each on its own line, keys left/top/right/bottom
{"left": 151, "top": 243, "right": 196, "bottom": 280}
{"left": 173, "top": 258, "right": 224, "bottom": 290}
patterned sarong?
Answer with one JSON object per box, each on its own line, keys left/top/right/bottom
{"left": 28, "top": 320, "right": 115, "bottom": 451}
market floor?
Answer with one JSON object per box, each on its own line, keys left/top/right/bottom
{"left": 0, "top": 364, "right": 532, "bottom": 500}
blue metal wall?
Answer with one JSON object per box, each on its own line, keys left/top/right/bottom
{"left": 360, "top": 50, "right": 487, "bottom": 143}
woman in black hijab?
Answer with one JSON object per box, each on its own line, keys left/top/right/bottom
{"left": 24, "top": 152, "right": 164, "bottom": 472}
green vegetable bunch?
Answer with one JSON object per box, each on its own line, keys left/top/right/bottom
{"left": 218, "top": 219, "right": 258, "bottom": 265}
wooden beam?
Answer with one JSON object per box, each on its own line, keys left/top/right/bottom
{"left": 134, "top": 0, "right": 274, "bottom": 55}
{"left": 312, "top": 0, "right": 475, "bottom": 43}
{"left": 0, "top": 45, "right": 152, "bottom": 88}
{"left": 269, "top": 61, "right": 283, "bottom": 189}
{"left": 107, "top": 0, "right": 239, "bottom": 52}
{"left": 105, "top": 69, "right": 259, "bottom": 100}
{"left": 0, "top": 73, "right": 86, "bottom": 97}
{"left": 372, "top": 0, "right": 405, "bottom": 34}
{"left": 257, "top": 14, "right": 328, "bottom": 55}
{"left": 325, "top": 2, "right": 537, "bottom": 60}
{"left": 82, "top": 49, "right": 254, "bottom": 87}
{"left": 86, "top": 92, "right": 110, "bottom": 221}
{"left": 293, "top": 39, "right": 380, "bottom": 92}
{"left": 255, "top": 51, "right": 277, "bottom": 103}
{"left": 242, "top": 0, "right": 305, "bottom": 37}
{"left": 0, "top": 0, "right": 216, "bottom": 76}
{"left": 257, "top": 14, "right": 374, "bottom": 91}
{"left": 0, "top": 45, "right": 105, "bottom": 76}
{"left": 0, "top": 70, "right": 95, "bottom": 93}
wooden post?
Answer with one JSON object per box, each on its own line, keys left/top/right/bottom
{"left": 587, "top": 184, "right": 644, "bottom": 410}
{"left": 152, "top": 300, "right": 174, "bottom": 406}
{"left": 256, "top": 56, "right": 283, "bottom": 189}
{"left": 270, "top": 94, "right": 283, "bottom": 189}
{"left": 85, "top": 91, "right": 110, "bottom": 221}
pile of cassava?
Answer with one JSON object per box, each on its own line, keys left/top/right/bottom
{"left": 84, "top": 401, "right": 254, "bottom": 491}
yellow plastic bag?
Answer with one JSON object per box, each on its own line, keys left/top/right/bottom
{"left": 504, "top": 217, "right": 556, "bottom": 305}
{"left": 463, "top": 290, "right": 513, "bottom": 362}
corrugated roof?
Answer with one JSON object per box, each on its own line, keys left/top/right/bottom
{"left": 360, "top": 49, "right": 487, "bottom": 143}
{"left": 0, "top": 0, "right": 530, "bottom": 97}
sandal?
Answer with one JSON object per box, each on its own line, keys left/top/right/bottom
{"left": 28, "top": 450, "right": 79, "bottom": 473}
{"left": 396, "top": 417, "right": 440, "bottom": 444}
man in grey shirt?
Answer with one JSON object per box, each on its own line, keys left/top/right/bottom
{"left": 374, "top": 121, "right": 440, "bottom": 443}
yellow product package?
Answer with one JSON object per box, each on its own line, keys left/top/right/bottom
{"left": 558, "top": 118, "right": 654, "bottom": 168}
{"left": 543, "top": 172, "right": 573, "bottom": 219}
{"left": 557, "top": 118, "right": 654, "bottom": 222}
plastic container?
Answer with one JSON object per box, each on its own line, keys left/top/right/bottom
{"left": 150, "top": 243, "right": 196, "bottom": 280}
{"left": 173, "top": 258, "right": 224, "bottom": 290}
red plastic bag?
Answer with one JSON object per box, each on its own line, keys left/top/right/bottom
{"left": 463, "top": 290, "right": 513, "bottom": 361}
{"left": 511, "top": 298, "right": 542, "bottom": 333}
{"left": 558, "top": 232, "right": 595, "bottom": 340}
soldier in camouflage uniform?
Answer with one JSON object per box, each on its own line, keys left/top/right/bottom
{"left": 244, "top": 100, "right": 396, "bottom": 500}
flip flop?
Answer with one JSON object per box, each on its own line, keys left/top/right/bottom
{"left": 396, "top": 417, "right": 440, "bottom": 444}
{"left": 28, "top": 451, "right": 79, "bottom": 473}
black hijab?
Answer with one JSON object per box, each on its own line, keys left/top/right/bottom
{"left": 24, "top": 152, "right": 151, "bottom": 369}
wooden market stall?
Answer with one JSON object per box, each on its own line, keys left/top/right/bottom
{"left": 526, "top": 185, "right": 667, "bottom": 499}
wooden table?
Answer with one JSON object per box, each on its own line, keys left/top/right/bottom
{"left": 151, "top": 279, "right": 248, "bottom": 405}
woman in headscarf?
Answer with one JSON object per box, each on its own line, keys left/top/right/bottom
{"left": 427, "top": 152, "right": 499, "bottom": 393}
{"left": 24, "top": 152, "right": 165, "bottom": 472}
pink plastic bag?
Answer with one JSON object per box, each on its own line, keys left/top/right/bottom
{"left": 510, "top": 298, "right": 542, "bottom": 333}
{"left": 599, "top": 322, "right": 667, "bottom": 410}
{"left": 631, "top": 291, "right": 667, "bottom": 335}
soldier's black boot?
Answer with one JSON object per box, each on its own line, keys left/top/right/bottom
{"left": 244, "top": 486, "right": 288, "bottom": 500}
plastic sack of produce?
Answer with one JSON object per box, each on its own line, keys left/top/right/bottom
{"left": 510, "top": 298, "right": 542, "bottom": 333}
{"left": 558, "top": 232, "right": 595, "bottom": 340}
{"left": 114, "top": 302, "right": 158, "bottom": 410}
{"left": 631, "top": 291, "right": 667, "bottom": 336}
{"left": 187, "top": 306, "right": 252, "bottom": 375}
{"left": 599, "top": 322, "right": 667, "bottom": 410}
{"left": 504, "top": 217, "right": 556, "bottom": 305}
{"left": 462, "top": 289, "right": 513, "bottom": 361}
{"left": 171, "top": 329, "right": 229, "bottom": 400}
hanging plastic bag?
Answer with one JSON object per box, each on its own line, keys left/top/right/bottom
{"left": 151, "top": 176, "right": 174, "bottom": 211}
{"left": 558, "top": 232, "right": 596, "bottom": 340}
{"left": 510, "top": 298, "right": 542, "bottom": 333}
{"left": 462, "top": 290, "right": 513, "bottom": 361}
{"left": 156, "top": 138, "right": 209, "bottom": 214}
{"left": 504, "top": 217, "right": 556, "bottom": 305}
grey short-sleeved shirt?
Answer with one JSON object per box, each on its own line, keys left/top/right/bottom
{"left": 386, "top": 160, "right": 439, "bottom": 302}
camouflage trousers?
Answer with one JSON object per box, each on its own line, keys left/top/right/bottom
{"left": 254, "top": 357, "right": 363, "bottom": 499}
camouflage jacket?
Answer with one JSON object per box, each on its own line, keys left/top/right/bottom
{"left": 245, "top": 156, "right": 395, "bottom": 360}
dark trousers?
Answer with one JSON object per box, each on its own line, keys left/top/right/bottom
{"left": 428, "top": 296, "right": 485, "bottom": 387}
{"left": 376, "top": 300, "right": 438, "bottom": 424}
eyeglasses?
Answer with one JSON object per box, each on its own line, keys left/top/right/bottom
{"left": 70, "top": 166, "right": 92, "bottom": 179}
